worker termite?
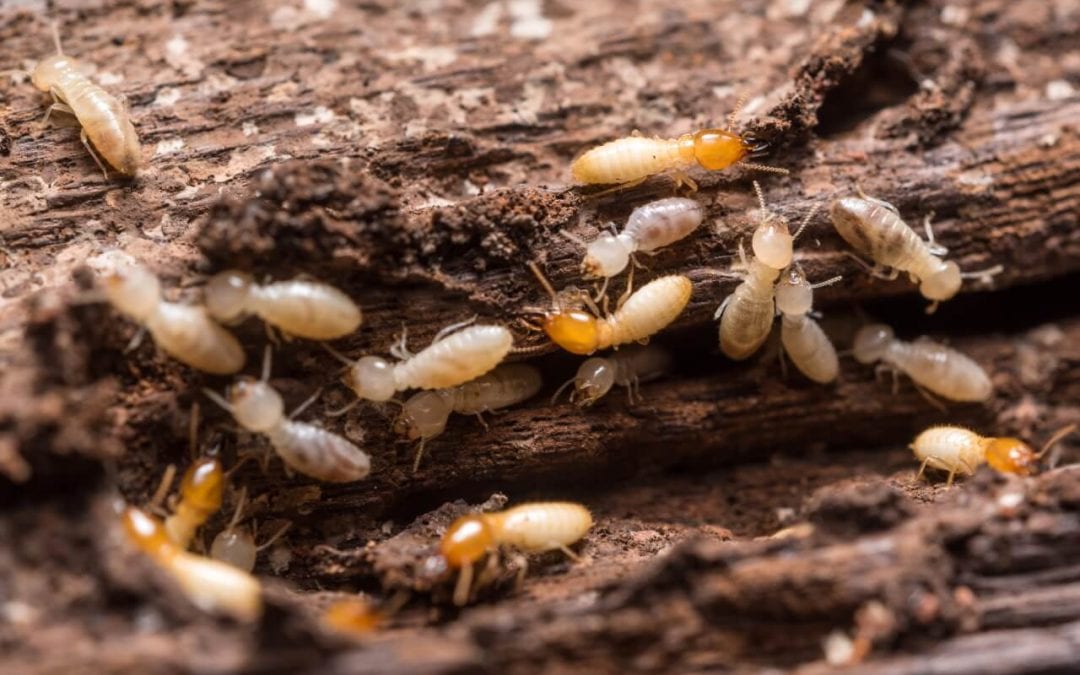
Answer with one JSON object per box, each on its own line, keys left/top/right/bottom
{"left": 204, "top": 348, "right": 371, "bottom": 483}
{"left": 440, "top": 502, "right": 593, "bottom": 606}
{"left": 327, "top": 321, "right": 515, "bottom": 405}
{"left": 570, "top": 101, "right": 786, "bottom": 190}
{"left": 101, "top": 261, "right": 246, "bottom": 375}
{"left": 829, "top": 192, "right": 1003, "bottom": 313}
{"left": 552, "top": 344, "right": 673, "bottom": 406}
{"left": 911, "top": 424, "right": 1077, "bottom": 486}
{"left": 774, "top": 266, "right": 842, "bottom": 384}
{"left": 852, "top": 323, "right": 993, "bottom": 403}
{"left": 394, "top": 363, "right": 543, "bottom": 472}
{"left": 529, "top": 262, "right": 692, "bottom": 356}
{"left": 204, "top": 271, "right": 362, "bottom": 341}
{"left": 568, "top": 198, "right": 705, "bottom": 283}
{"left": 121, "top": 505, "right": 262, "bottom": 622}
{"left": 30, "top": 24, "right": 141, "bottom": 177}
{"left": 209, "top": 488, "right": 290, "bottom": 571}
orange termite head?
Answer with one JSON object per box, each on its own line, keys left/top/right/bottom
{"left": 322, "top": 598, "right": 382, "bottom": 636}
{"left": 179, "top": 458, "right": 224, "bottom": 513}
{"left": 692, "top": 128, "right": 751, "bottom": 171}
{"left": 440, "top": 514, "right": 495, "bottom": 568}
{"left": 121, "top": 506, "right": 174, "bottom": 560}
{"left": 983, "top": 438, "right": 1039, "bottom": 476}
{"left": 543, "top": 311, "right": 600, "bottom": 355}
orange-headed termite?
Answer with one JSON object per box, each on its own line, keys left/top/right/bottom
{"left": 911, "top": 424, "right": 1077, "bottom": 486}
{"left": 552, "top": 344, "right": 672, "bottom": 407}
{"left": 209, "top": 487, "right": 290, "bottom": 571}
{"left": 163, "top": 456, "right": 224, "bottom": 549}
{"left": 852, "top": 323, "right": 993, "bottom": 403}
{"left": 774, "top": 266, "right": 842, "bottom": 384}
{"left": 121, "top": 505, "right": 262, "bottom": 622}
{"left": 204, "top": 348, "right": 371, "bottom": 483}
{"left": 829, "top": 192, "right": 1002, "bottom": 313}
{"left": 101, "top": 261, "right": 246, "bottom": 375}
{"left": 394, "top": 363, "right": 543, "bottom": 472}
{"left": 440, "top": 502, "right": 593, "bottom": 606}
{"left": 204, "top": 271, "right": 362, "bottom": 341}
{"left": 529, "top": 262, "right": 692, "bottom": 356}
{"left": 31, "top": 24, "right": 141, "bottom": 177}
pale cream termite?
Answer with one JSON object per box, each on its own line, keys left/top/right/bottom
{"left": 328, "top": 322, "right": 514, "bottom": 405}
{"left": 852, "top": 323, "right": 993, "bottom": 403}
{"left": 394, "top": 363, "right": 543, "bottom": 472}
{"left": 101, "top": 261, "right": 246, "bottom": 375}
{"left": 30, "top": 25, "right": 141, "bottom": 177}
{"left": 204, "top": 271, "right": 361, "bottom": 341}
{"left": 121, "top": 505, "right": 262, "bottom": 622}
{"left": 910, "top": 424, "right": 1077, "bottom": 486}
{"left": 774, "top": 266, "right": 842, "bottom": 384}
{"left": 530, "top": 262, "right": 692, "bottom": 356}
{"left": 829, "top": 192, "right": 1002, "bottom": 313}
{"left": 440, "top": 502, "right": 593, "bottom": 606}
{"left": 572, "top": 198, "right": 705, "bottom": 280}
{"left": 552, "top": 344, "right": 673, "bottom": 407}
{"left": 204, "top": 349, "right": 371, "bottom": 483}
{"left": 209, "top": 488, "right": 290, "bottom": 572}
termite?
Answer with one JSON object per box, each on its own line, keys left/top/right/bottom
{"left": 440, "top": 502, "right": 593, "bottom": 606}
{"left": 852, "top": 323, "right": 993, "bottom": 403}
{"left": 101, "top": 261, "right": 246, "bottom": 375}
{"left": 529, "top": 262, "right": 692, "bottom": 356}
{"left": 774, "top": 266, "right": 842, "bottom": 384}
{"left": 910, "top": 424, "right": 1077, "bottom": 486}
{"left": 394, "top": 363, "right": 543, "bottom": 472}
{"left": 163, "top": 456, "right": 224, "bottom": 549}
{"left": 569, "top": 198, "right": 704, "bottom": 282}
{"left": 204, "top": 271, "right": 362, "bottom": 341}
{"left": 715, "top": 190, "right": 819, "bottom": 360}
{"left": 829, "top": 192, "right": 1002, "bottom": 313}
{"left": 570, "top": 101, "right": 786, "bottom": 190}
{"left": 552, "top": 344, "right": 672, "bottom": 407}
{"left": 121, "top": 505, "right": 262, "bottom": 622}
{"left": 30, "top": 24, "right": 141, "bottom": 177}
{"left": 322, "top": 597, "right": 384, "bottom": 637}
{"left": 204, "top": 348, "right": 371, "bottom": 483}
{"left": 327, "top": 321, "right": 514, "bottom": 405}
{"left": 209, "top": 488, "right": 290, "bottom": 571}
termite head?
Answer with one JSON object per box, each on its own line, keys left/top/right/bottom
{"left": 691, "top": 129, "right": 750, "bottom": 171}
{"left": 179, "top": 457, "right": 224, "bottom": 514}
{"left": 751, "top": 213, "right": 794, "bottom": 269}
{"left": 30, "top": 54, "right": 78, "bottom": 91}
{"left": 775, "top": 267, "right": 813, "bottom": 317}
{"left": 852, "top": 323, "right": 894, "bottom": 364}
{"left": 544, "top": 311, "right": 601, "bottom": 355}
{"left": 343, "top": 356, "right": 397, "bottom": 402}
{"left": 983, "top": 438, "right": 1038, "bottom": 476}
{"left": 393, "top": 391, "right": 452, "bottom": 440}
{"left": 582, "top": 233, "right": 631, "bottom": 279}
{"left": 920, "top": 261, "right": 962, "bottom": 302}
{"left": 103, "top": 264, "right": 161, "bottom": 321}
{"left": 572, "top": 357, "right": 616, "bottom": 407}
{"left": 205, "top": 271, "right": 255, "bottom": 323}
{"left": 121, "top": 506, "right": 174, "bottom": 560}
{"left": 322, "top": 598, "right": 383, "bottom": 636}
{"left": 440, "top": 514, "right": 495, "bottom": 568}
{"left": 228, "top": 379, "right": 284, "bottom": 432}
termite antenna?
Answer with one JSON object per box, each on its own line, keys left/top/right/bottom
{"left": 810, "top": 274, "right": 843, "bottom": 290}
{"left": 741, "top": 162, "right": 790, "bottom": 176}
{"left": 558, "top": 230, "right": 588, "bottom": 249}
{"left": 202, "top": 387, "right": 234, "bottom": 415}
{"left": 1036, "top": 423, "right": 1078, "bottom": 459}
{"left": 51, "top": 21, "right": 64, "bottom": 56}
{"left": 528, "top": 261, "right": 560, "bottom": 308}
{"left": 726, "top": 93, "right": 748, "bottom": 131}
{"left": 188, "top": 402, "right": 201, "bottom": 460}
{"left": 226, "top": 486, "right": 248, "bottom": 532}
{"left": 960, "top": 264, "right": 1004, "bottom": 282}
{"left": 752, "top": 180, "right": 768, "bottom": 214}
{"left": 792, "top": 201, "right": 823, "bottom": 241}
{"left": 550, "top": 376, "right": 576, "bottom": 405}
{"left": 256, "top": 522, "right": 291, "bottom": 551}
{"left": 260, "top": 345, "right": 273, "bottom": 382}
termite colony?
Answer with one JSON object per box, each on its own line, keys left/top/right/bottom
{"left": 12, "top": 18, "right": 1071, "bottom": 637}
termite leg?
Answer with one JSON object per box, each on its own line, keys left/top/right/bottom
{"left": 925, "top": 300, "right": 940, "bottom": 315}
{"left": 671, "top": 170, "right": 698, "bottom": 193}
{"left": 389, "top": 324, "right": 414, "bottom": 361}
{"left": 615, "top": 265, "right": 636, "bottom": 311}
{"left": 912, "top": 381, "right": 948, "bottom": 413}
{"left": 41, "top": 99, "right": 75, "bottom": 126}
{"left": 915, "top": 456, "right": 932, "bottom": 483}
{"left": 556, "top": 543, "right": 582, "bottom": 562}
{"left": 945, "top": 467, "right": 959, "bottom": 488}
{"left": 842, "top": 251, "right": 899, "bottom": 281}
{"left": 149, "top": 464, "right": 178, "bottom": 512}
{"left": 289, "top": 387, "right": 323, "bottom": 420}
{"left": 411, "top": 438, "right": 428, "bottom": 474}
{"left": 510, "top": 552, "right": 529, "bottom": 592}
{"left": 124, "top": 326, "right": 147, "bottom": 353}
{"left": 473, "top": 413, "right": 489, "bottom": 432}
{"left": 453, "top": 562, "right": 474, "bottom": 607}
{"left": 591, "top": 276, "right": 610, "bottom": 307}
{"left": 324, "top": 398, "right": 361, "bottom": 418}
{"left": 921, "top": 212, "right": 949, "bottom": 256}
{"left": 586, "top": 176, "right": 648, "bottom": 199}
{"left": 79, "top": 129, "right": 110, "bottom": 180}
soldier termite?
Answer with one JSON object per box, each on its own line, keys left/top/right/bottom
{"left": 774, "top": 266, "right": 842, "bottom": 384}
{"left": 569, "top": 100, "right": 787, "bottom": 190}
{"left": 204, "top": 271, "right": 362, "bottom": 341}
{"left": 394, "top": 363, "right": 543, "bottom": 472}
{"left": 552, "top": 344, "right": 673, "bottom": 407}
{"left": 528, "top": 262, "right": 692, "bottom": 356}
{"left": 910, "top": 424, "right": 1078, "bottom": 486}
{"left": 101, "top": 261, "right": 246, "bottom": 375}
{"left": 852, "top": 323, "right": 993, "bottom": 403}
{"left": 30, "top": 23, "right": 141, "bottom": 177}
{"left": 121, "top": 505, "right": 262, "bottom": 622}
{"left": 829, "top": 192, "right": 1003, "bottom": 313}
{"left": 326, "top": 321, "right": 515, "bottom": 406}
{"left": 204, "top": 348, "right": 371, "bottom": 483}
{"left": 209, "top": 487, "right": 290, "bottom": 571}
{"left": 162, "top": 456, "right": 224, "bottom": 549}
{"left": 440, "top": 502, "right": 593, "bottom": 606}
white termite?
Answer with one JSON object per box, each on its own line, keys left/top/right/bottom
{"left": 204, "top": 349, "right": 371, "bottom": 483}
{"left": 394, "top": 363, "right": 543, "bottom": 472}
{"left": 852, "top": 323, "right": 993, "bottom": 403}
{"left": 209, "top": 488, "right": 290, "bottom": 572}
{"left": 205, "top": 271, "right": 362, "bottom": 341}
{"left": 101, "top": 261, "right": 246, "bottom": 375}
{"left": 553, "top": 344, "right": 673, "bottom": 406}
{"left": 774, "top": 266, "right": 842, "bottom": 384}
